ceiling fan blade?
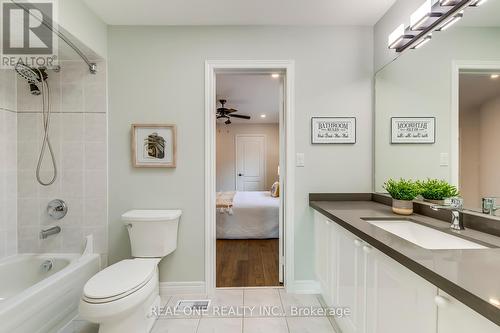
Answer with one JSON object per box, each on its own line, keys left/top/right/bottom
{"left": 226, "top": 108, "right": 238, "bottom": 113}
{"left": 229, "top": 114, "right": 251, "bottom": 120}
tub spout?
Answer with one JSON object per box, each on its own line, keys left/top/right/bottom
{"left": 40, "top": 226, "right": 61, "bottom": 239}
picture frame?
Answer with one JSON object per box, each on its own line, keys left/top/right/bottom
{"left": 311, "top": 117, "right": 356, "bottom": 144}
{"left": 390, "top": 117, "right": 435, "bottom": 144}
{"left": 131, "top": 124, "right": 177, "bottom": 168}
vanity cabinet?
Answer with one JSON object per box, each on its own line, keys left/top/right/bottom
{"left": 314, "top": 212, "right": 334, "bottom": 305}
{"left": 314, "top": 212, "right": 437, "bottom": 333}
{"left": 335, "top": 225, "right": 366, "bottom": 333}
{"left": 364, "top": 244, "right": 437, "bottom": 333}
{"left": 436, "top": 291, "right": 499, "bottom": 333}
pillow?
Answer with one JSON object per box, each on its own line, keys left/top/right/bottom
{"left": 271, "top": 181, "right": 280, "bottom": 197}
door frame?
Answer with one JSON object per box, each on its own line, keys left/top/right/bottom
{"left": 205, "top": 60, "right": 295, "bottom": 293}
{"left": 235, "top": 134, "right": 267, "bottom": 191}
{"left": 450, "top": 60, "right": 500, "bottom": 186}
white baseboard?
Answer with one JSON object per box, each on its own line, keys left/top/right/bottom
{"left": 289, "top": 280, "right": 321, "bottom": 294}
{"left": 159, "top": 281, "right": 206, "bottom": 296}
{"left": 159, "top": 280, "right": 318, "bottom": 296}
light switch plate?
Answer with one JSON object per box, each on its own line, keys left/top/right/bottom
{"left": 296, "top": 153, "right": 305, "bottom": 167}
{"left": 440, "top": 153, "right": 449, "bottom": 166}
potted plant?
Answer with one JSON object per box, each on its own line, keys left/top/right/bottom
{"left": 383, "top": 178, "right": 420, "bottom": 215}
{"left": 417, "top": 178, "right": 459, "bottom": 204}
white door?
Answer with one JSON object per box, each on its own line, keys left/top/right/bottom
{"left": 278, "top": 76, "right": 285, "bottom": 283}
{"left": 235, "top": 135, "right": 265, "bottom": 191}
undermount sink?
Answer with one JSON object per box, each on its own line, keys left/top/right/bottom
{"left": 364, "top": 219, "right": 487, "bottom": 250}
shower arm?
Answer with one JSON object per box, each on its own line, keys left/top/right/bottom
{"left": 10, "top": 0, "right": 97, "bottom": 74}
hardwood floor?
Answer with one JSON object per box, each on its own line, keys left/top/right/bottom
{"left": 216, "top": 239, "right": 281, "bottom": 288}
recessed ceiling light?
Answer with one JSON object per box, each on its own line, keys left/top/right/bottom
{"left": 271, "top": 73, "right": 279, "bottom": 78}
{"left": 491, "top": 74, "right": 499, "bottom": 79}
{"left": 260, "top": 114, "right": 266, "bottom": 118}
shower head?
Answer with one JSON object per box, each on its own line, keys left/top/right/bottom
{"left": 14, "top": 62, "right": 47, "bottom": 83}
{"left": 29, "top": 83, "right": 41, "bottom": 96}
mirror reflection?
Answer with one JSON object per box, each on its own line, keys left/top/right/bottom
{"left": 374, "top": 1, "right": 500, "bottom": 215}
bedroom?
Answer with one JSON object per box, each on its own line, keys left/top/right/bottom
{"left": 215, "top": 72, "right": 283, "bottom": 288}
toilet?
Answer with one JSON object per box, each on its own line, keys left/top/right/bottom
{"left": 79, "top": 210, "right": 182, "bottom": 333}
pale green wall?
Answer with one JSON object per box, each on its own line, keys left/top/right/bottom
{"left": 108, "top": 26, "right": 374, "bottom": 282}
{"left": 375, "top": 27, "right": 500, "bottom": 192}
{"left": 58, "top": 0, "right": 108, "bottom": 59}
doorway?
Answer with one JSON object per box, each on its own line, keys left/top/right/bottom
{"left": 458, "top": 70, "right": 500, "bottom": 210}
{"left": 205, "top": 60, "right": 295, "bottom": 293}
{"left": 451, "top": 61, "right": 500, "bottom": 212}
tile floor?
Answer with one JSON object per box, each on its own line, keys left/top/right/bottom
{"left": 70, "top": 288, "right": 336, "bottom": 333}
{"left": 151, "top": 288, "right": 337, "bottom": 333}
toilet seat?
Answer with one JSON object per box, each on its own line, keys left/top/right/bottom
{"left": 83, "top": 258, "right": 160, "bottom": 304}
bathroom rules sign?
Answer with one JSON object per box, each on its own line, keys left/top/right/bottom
{"left": 391, "top": 117, "right": 435, "bottom": 144}
{"left": 311, "top": 117, "right": 356, "bottom": 144}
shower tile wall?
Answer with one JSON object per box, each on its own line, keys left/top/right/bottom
{"left": 17, "top": 60, "right": 108, "bottom": 257}
{"left": 0, "top": 70, "right": 17, "bottom": 259}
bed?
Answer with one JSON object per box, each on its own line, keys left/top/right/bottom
{"left": 216, "top": 191, "right": 280, "bottom": 239}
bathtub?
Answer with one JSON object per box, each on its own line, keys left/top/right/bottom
{"left": 0, "top": 236, "right": 100, "bottom": 333}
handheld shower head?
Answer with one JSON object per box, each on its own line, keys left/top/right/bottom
{"left": 14, "top": 62, "right": 47, "bottom": 83}
{"left": 29, "top": 83, "right": 41, "bottom": 96}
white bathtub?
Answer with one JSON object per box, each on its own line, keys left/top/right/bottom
{"left": 0, "top": 236, "right": 100, "bottom": 333}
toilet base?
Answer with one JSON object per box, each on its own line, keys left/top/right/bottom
{"left": 98, "top": 293, "right": 160, "bottom": 333}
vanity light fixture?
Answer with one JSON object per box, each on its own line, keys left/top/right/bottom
{"left": 491, "top": 74, "right": 499, "bottom": 79}
{"left": 440, "top": 0, "right": 462, "bottom": 5}
{"left": 260, "top": 114, "right": 267, "bottom": 118}
{"left": 470, "top": 0, "right": 489, "bottom": 6}
{"left": 410, "top": 0, "right": 442, "bottom": 31}
{"left": 437, "top": 12, "right": 463, "bottom": 31}
{"left": 411, "top": 34, "right": 433, "bottom": 49}
{"left": 271, "top": 73, "right": 280, "bottom": 78}
{"left": 388, "top": 24, "right": 416, "bottom": 49}
{"left": 388, "top": 0, "right": 480, "bottom": 53}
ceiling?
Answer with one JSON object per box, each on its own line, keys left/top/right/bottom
{"left": 216, "top": 73, "right": 281, "bottom": 124}
{"left": 460, "top": 74, "right": 500, "bottom": 112}
{"left": 83, "top": 0, "right": 396, "bottom": 26}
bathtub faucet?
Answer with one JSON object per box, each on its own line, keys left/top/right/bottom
{"left": 40, "top": 226, "right": 61, "bottom": 239}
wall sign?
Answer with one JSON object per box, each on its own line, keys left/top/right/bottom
{"left": 131, "top": 124, "right": 177, "bottom": 167}
{"left": 391, "top": 117, "right": 435, "bottom": 144}
{"left": 311, "top": 117, "right": 356, "bottom": 144}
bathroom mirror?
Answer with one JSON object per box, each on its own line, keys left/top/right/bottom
{"left": 374, "top": 1, "right": 500, "bottom": 214}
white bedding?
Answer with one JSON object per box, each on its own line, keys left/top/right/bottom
{"left": 217, "top": 191, "right": 280, "bottom": 239}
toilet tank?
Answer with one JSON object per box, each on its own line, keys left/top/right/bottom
{"left": 121, "top": 210, "right": 182, "bottom": 258}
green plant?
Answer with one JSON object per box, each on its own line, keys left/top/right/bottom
{"left": 383, "top": 178, "right": 420, "bottom": 201}
{"left": 418, "top": 178, "right": 459, "bottom": 200}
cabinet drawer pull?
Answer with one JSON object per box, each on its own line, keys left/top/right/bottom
{"left": 354, "top": 239, "right": 363, "bottom": 247}
{"left": 362, "top": 245, "right": 372, "bottom": 254}
{"left": 434, "top": 295, "right": 450, "bottom": 307}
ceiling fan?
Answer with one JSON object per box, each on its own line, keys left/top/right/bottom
{"left": 216, "top": 99, "right": 251, "bottom": 125}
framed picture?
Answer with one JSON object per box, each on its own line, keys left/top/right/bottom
{"left": 131, "top": 124, "right": 177, "bottom": 168}
{"left": 311, "top": 117, "right": 356, "bottom": 144}
{"left": 391, "top": 117, "right": 435, "bottom": 144}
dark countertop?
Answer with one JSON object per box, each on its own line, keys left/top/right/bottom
{"left": 310, "top": 199, "right": 500, "bottom": 326}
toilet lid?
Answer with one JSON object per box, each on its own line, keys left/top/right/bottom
{"left": 83, "top": 259, "right": 158, "bottom": 301}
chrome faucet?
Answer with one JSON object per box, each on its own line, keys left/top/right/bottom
{"left": 430, "top": 197, "right": 465, "bottom": 231}
{"left": 41, "top": 259, "right": 54, "bottom": 272}
{"left": 482, "top": 197, "right": 499, "bottom": 215}
{"left": 40, "top": 226, "right": 61, "bottom": 239}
